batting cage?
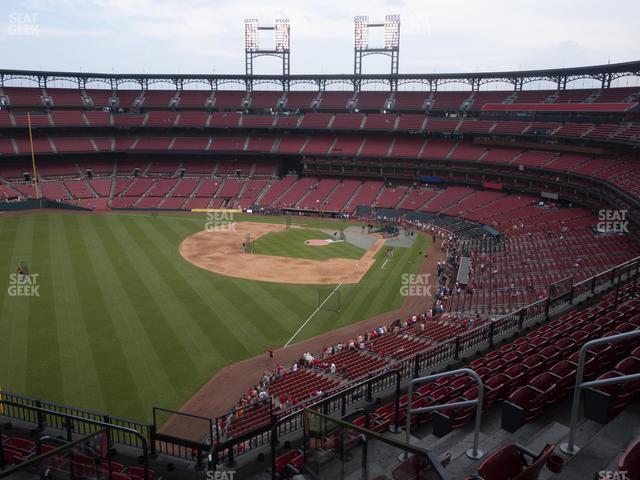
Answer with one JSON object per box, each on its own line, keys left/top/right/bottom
{"left": 244, "top": 233, "right": 254, "bottom": 253}
{"left": 319, "top": 287, "right": 341, "bottom": 313}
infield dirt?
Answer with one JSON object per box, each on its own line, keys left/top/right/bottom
{"left": 179, "top": 222, "right": 384, "bottom": 284}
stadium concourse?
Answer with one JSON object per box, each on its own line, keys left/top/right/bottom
{"left": 1, "top": 62, "right": 640, "bottom": 480}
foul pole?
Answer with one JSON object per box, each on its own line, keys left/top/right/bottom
{"left": 27, "top": 112, "right": 41, "bottom": 200}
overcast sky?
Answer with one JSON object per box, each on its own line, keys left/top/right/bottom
{"left": 1, "top": 0, "right": 639, "bottom": 89}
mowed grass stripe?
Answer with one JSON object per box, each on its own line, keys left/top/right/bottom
{"left": 113, "top": 215, "right": 224, "bottom": 367}
{"left": 54, "top": 214, "right": 112, "bottom": 411}
{"left": 80, "top": 215, "right": 177, "bottom": 418}
{"left": 26, "top": 215, "right": 64, "bottom": 399}
{"left": 370, "top": 235, "right": 429, "bottom": 313}
{"left": 70, "top": 215, "right": 147, "bottom": 416}
{"left": 0, "top": 215, "right": 33, "bottom": 392}
{"left": 48, "top": 214, "right": 103, "bottom": 407}
{"left": 129, "top": 217, "right": 252, "bottom": 364}
{"left": 105, "top": 211, "right": 358, "bottom": 231}
{"left": 0, "top": 215, "right": 20, "bottom": 384}
{"left": 312, "top": 235, "right": 429, "bottom": 335}
{"left": 145, "top": 215, "right": 278, "bottom": 350}
{"left": 98, "top": 216, "right": 200, "bottom": 387}
{"left": 151, "top": 215, "right": 269, "bottom": 351}
{"left": 155, "top": 215, "right": 320, "bottom": 348}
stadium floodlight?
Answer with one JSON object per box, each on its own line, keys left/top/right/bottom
{"left": 244, "top": 18, "right": 291, "bottom": 76}
{"left": 354, "top": 14, "right": 400, "bottom": 79}
{"left": 244, "top": 18, "right": 259, "bottom": 52}
{"left": 354, "top": 15, "right": 369, "bottom": 50}
{"left": 274, "top": 18, "right": 290, "bottom": 52}
{"left": 384, "top": 14, "right": 400, "bottom": 50}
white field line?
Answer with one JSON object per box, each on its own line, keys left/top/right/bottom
{"left": 381, "top": 258, "right": 390, "bottom": 270}
{"left": 284, "top": 282, "right": 342, "bottom": 348}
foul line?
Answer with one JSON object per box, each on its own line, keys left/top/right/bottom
{"left": 381, "top": 259, "right": 390, "bottom": 270}
{"left": 284, "top": 282, "right": 342, "bottom": 348}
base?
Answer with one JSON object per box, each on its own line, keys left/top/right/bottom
{"left": 560, "top": 442, "right": 580, "bottom": 455}
{"left": 466, "top": 448, "right": 483, "bottom": 459}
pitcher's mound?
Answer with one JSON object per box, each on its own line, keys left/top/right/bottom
{"left": 304, "top": 239, "right": 333, "bottom": 246}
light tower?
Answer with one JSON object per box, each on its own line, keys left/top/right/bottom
{"left": 354, "top": 15, "right": 400, "bottom": 86}
{"left": 244, "top": 18, "right": 290, "bottom": 77}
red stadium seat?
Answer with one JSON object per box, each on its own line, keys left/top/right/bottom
{"left": 584, "top": 370, "right": 637, "bottom": 423}
{"left": 126, "top": 466, "right": 156, "bottom": 480}
{"left": 521, "top": 354, "right": 545, "bottom": 379}
{"left": 433, "top": 396, "right": 476, "bottom": 437}
{"left": 618, "top": 439, "right": 640, "bottom": 479}
{"left": 391, "top": 452, "right": 451, "bottom": 480}
{"left": 477, "top": 443, "right": 557, "bottom": 480}
{"left": 502, "top": 386, "right": 546, "bottom": 431}
{"left": 504, "top": 364, "right": 527, "bottom": 390}
{"left": 485, "top": 373, "right": 510, "bottom": 403}
{"left": 275, "top": 449, "right": 304, "bottom": 475}
{"left": 529, "top": 372, "right": 562, "bottom": 405}
{"left": 5, "top": 437, "right": 35, "bottom": 455}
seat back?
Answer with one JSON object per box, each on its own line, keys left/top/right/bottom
{"left": 477, "top": 443, "right": 524, "bottom": 480}
{"left": 514, "top": 443, "right": 556, "bottom": 480}
{"left": 618, "top": 439, "right": 640, "bottom": 477}
{"left": 530, "top": 372, "right": 558, "bottom": 394}
{"left": 616, "top": 356, "right": 640, "bottom": 375}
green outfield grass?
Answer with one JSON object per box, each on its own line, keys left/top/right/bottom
{"left": 253, "top": 228, "right": 365, "bottom": 260}
{"left": 0, "top": 211, "right": 429, "bottom": 422}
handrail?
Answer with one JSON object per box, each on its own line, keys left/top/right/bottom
{"left": 0, "top": 400, "right": 150, "bottom": 480}
{"left": 0, "top": 429, "right": 108, "bottom": 478}
{"left": 560, "top": 330, "right": 640, "bottom": 455}
{"left": 405, "top": 368, "right": 484, "bottom": 459}
{"left": 303, "top": 407, "right": 449, "bottom": 480}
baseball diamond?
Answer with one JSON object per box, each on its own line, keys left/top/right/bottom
{"left": 1, "top": 5, "right": 640, "bottom": 479}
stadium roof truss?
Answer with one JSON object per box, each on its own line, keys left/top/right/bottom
{"left": 0, "top": 60, "right": 638, "bottom": 93}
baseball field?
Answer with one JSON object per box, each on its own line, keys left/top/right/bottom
{"left": 0, "top": 211, "right": 429, "bottom": 422}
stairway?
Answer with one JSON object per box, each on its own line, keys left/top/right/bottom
{"left": 343, "top": 181, "right": 364, "bottom": 213}
{"left": 413, "top": 390, "right": 640, "bottom": 479}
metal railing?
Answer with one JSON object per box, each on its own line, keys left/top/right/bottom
{"left": 0, "top": 392, "right": 152, "bottom": 453}
{"left": 0, "top": 429, "right": 108, "bottom": 478}
{"left": 560, "top": 330, "right": 640, "bottom": 455}
{"left": 405, "top": 368, "right": 484, "bottom": 459}
{"left": 0, "top": 400, "right": 150, "bottom": 479}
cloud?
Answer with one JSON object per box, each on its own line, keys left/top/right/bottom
{"left": 0, "top": 0, "right": 638, "bottom": 77}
